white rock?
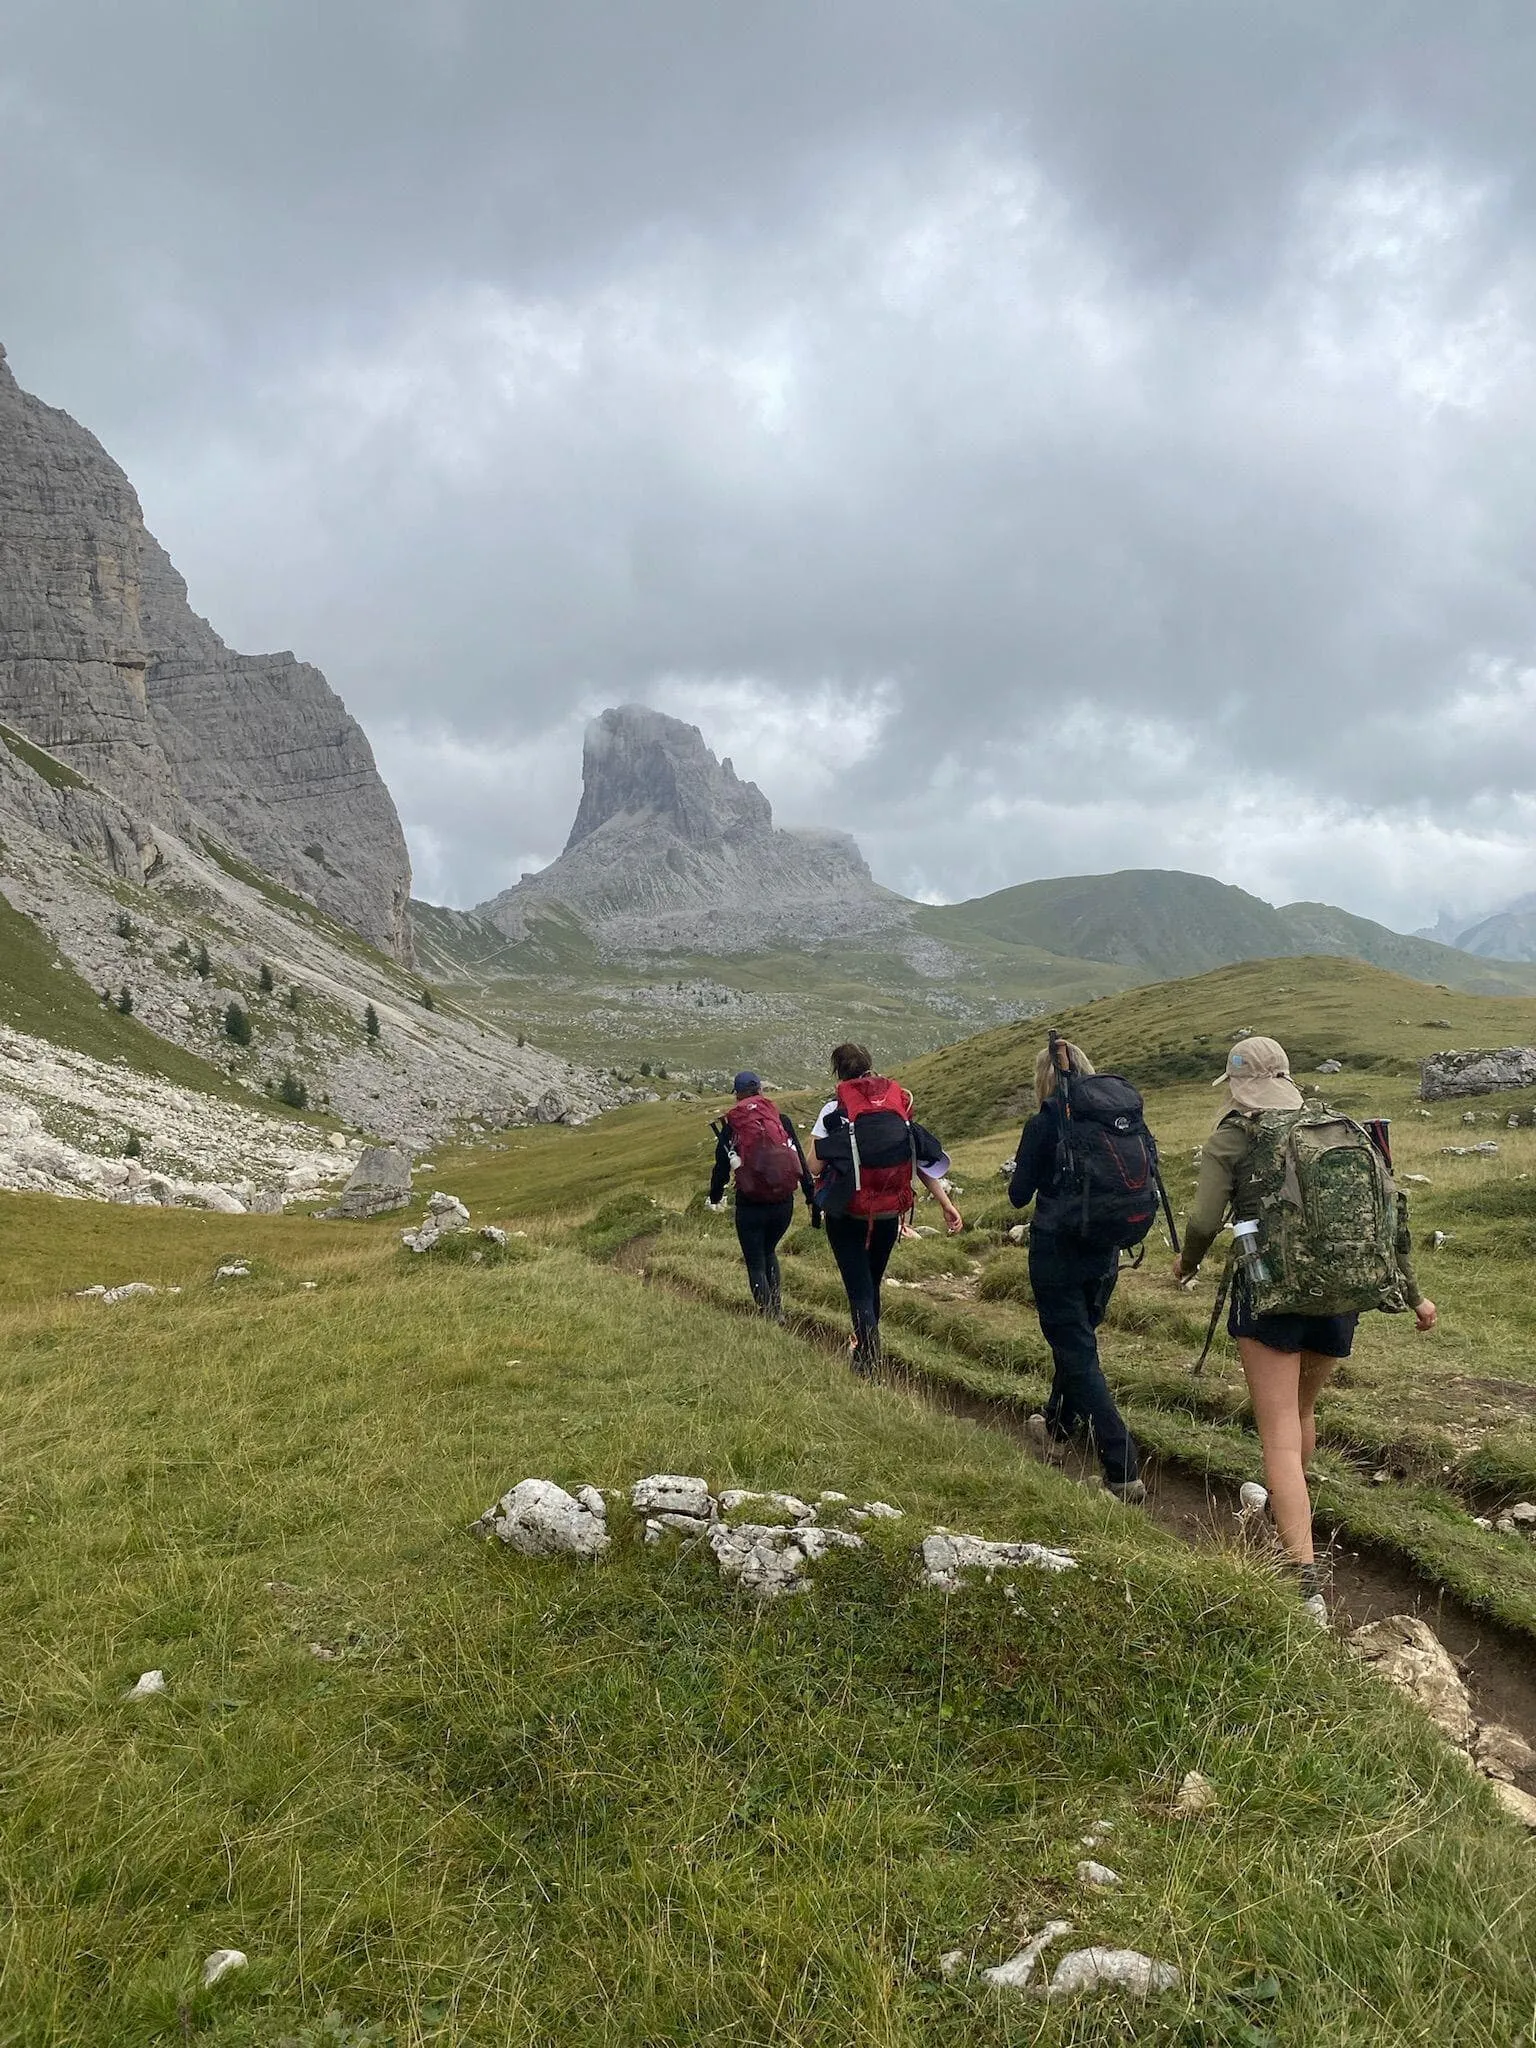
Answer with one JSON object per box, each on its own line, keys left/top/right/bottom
{"left": 102, "top": 1281, "right": 156, "bottom": 1304}
{"left": 1348, "top": 1615, "right": 1475, "bottom": 1746}
{"left": 1402, "top": 1172, "right": 1432, "bottom": 1185}
{"left": 72, "top": 1284, "right": 107, "bottom": 1298}
{"left": 818, "top": 1490, "right": 850, "bottom": 1505}
{"left": 201, "top": 1949, "right": 248, "bottom": 1988}
{"left": 860, "top": 1501, "right": 904, "bottom": 1520}
{"left": 1007, "top": 1223, "right": 1027, "bottom": 1244}
{"left": 707, "top": 1520, "right": 863, "bottom": 1599}
{"left": 981, "top": 1920, "right": 1073, "bottom": 1991}
{"left": 480, "top": 1225, "right": 508, "bottom": 1246}
{"left": 1473, "top": 1722, "right": 1536, "bottom": 1783}
{"left": 1510, "top": 1502, "right": 1536, "bottom": 1526}
{"left": 426, "top": 1191, "right": 470, "bottom": 1226}
{"left": 124, "top": 1669, "right": 167, "bottom": 1699}
{"left": 1491, "top": 1780, "right": 1536, "bottom": 1829}
{"left": 919, "top": 1531, "right": 1076, "bottom": 1592}
{"left": 937, "top": 1949, "right": 968, "bottom": 1980}
{"left": 718, "top": 1488, "right": 815, "bottom": 1522}
{"left": 329, "top": 1132, "right": 348, "bottom": 1151}
{"left": 214, "top": 1264, "right": 249, "bottom": 1280}
{"left": 632, "top": 1474, "right": 715, "bottom": 1520}
{"left": 473, "top": 1479, "right": 609, "bottom": 1560}
{"left": 1076, "top": 1860, "right": 1121, "bottom": 1887}
{"left": 1172, "top": 1769, "right": 1219, "bottom": 1815}
{"left": 1045, "top": 1948, "right": 1181, "bottom": 1999}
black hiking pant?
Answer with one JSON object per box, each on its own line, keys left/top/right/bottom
{"left": 1028, "top": 1232, "right": 1140, "bottom": 1486}
{"left": 825, "top": 1212, "right": 902, "bottom": 1350}
{"left": 735, "top": 1198, "right": 795, "bottom": 1311}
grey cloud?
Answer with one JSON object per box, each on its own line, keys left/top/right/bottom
{"left": 3, "top": 2, "right": 1535, "bottom": 924}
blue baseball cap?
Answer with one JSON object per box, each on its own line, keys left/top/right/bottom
{"left": 733, "top": 1071, "right": 762, "bottom": 1095}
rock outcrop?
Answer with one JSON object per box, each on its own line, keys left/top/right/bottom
{"left": 475, "top": 705, "right": 911, "bottom": 955}
{"left": 0, "top": 342, "right": 411, "bottom": 959}
{"left": 1420, "top": 1047, "right": 1536, "bottom": 1100}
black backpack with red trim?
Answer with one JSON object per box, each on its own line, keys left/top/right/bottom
{"left": 1050, "top": 1074, "right": 1161, "bottom": 1251}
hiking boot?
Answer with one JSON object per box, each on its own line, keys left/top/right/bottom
{"left": 1026, "top": 1413, "right": 1068, "bottom": 1465}
{"left": 1106, "top": 1478, "right": 1147, "bottom": 1506}
{"left": 850, "top": 1329, "right": 881, "bottom": 1378}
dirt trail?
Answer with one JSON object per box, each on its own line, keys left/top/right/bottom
{"left": 618, "top": 1236, "right": 1536, "bottom": 1771}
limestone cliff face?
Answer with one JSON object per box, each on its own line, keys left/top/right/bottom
{"left": 477, "top": 704, "right": 911, "bottom": 954}
{"left": 0, "top": 343, "right": 411, "bottom": 959}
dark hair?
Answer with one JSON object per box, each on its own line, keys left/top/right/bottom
{"left": 830, "top": 1041, "right": 872, "bottom": 1081}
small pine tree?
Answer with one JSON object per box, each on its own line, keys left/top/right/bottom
{"left": 286, "top": 985, "right": 301, "bottom": 1012}
{"left": 194, "top": 941, "right": 212, "bottom": 978}
{"left": 656, "top": 1066, "right": 668, "bottom": 1080}
{"left": 171, "top": 936, "right": 191, "bottom": 961}
{"left": 123, "top": 1131, "right": 142, "bottom": 1159}
{"left": 278, "top": 1070, "right": 309, "bottom": 1109}
{"left": 418, "top": 987, "right": 436, "bottom": 1010}
{"left": 364, "top": 1003, "right": 380, "bottom": 1040}
{"left": 639, "top": 1060, "right": 652, "bottom": 1077}
{"left": 116, "top": 986, "right": 133, "bottom": 1015}
{"left": 258, "top": 962, "right": 275, "bottom": 993}
{"left": 224, "top": 1001, "right": 252, "bottom": 1045}
{"left": 516, "top": 1031, "right": 526, "bottom": 1048}
{"left": 115, "top": 910, "right": 134, "bottom": 940}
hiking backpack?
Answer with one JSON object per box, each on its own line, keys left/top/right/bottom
{"left": 833, "top": 1076, "right": 916, "bottom": 1221}
{"left": 724, "top": 1096, "right": 803, "bottom": 1204}
{"left": 1053, "top": 1074, "right": 1163, "bottom": 1252}
{"left": 1237, "top": 1108, "right": 1407, "bottom": 1317}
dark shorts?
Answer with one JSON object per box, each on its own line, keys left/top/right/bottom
{"left": 1228, "top": 1285, "right": 1358, "bottom": 1358}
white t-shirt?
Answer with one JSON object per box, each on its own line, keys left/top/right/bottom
{"left": 810, "top": 1098, "right": 839, "bottom": 1141}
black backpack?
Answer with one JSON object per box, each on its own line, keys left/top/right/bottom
{"left": 1053, "top": 1074, "right": 1164, "bottom": 1253}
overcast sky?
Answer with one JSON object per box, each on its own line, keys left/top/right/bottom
{"left": 4, "top": 2, "right": 1535, "bottom": 930}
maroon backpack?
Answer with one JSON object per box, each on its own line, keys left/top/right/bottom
{"left": 725, "top": 1096, "right": 802, "bottom": 1203}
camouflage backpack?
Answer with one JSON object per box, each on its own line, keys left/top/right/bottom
{"left": 1239, "top": 1108, "right": 1407, "bottom": 1317}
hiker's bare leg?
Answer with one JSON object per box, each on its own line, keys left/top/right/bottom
{"left": 1238, "top": 1337, "right": 1312, "bottom": 1565}
{"left": 1298, "top": 1350, "right": 1338, "bottom": 1471}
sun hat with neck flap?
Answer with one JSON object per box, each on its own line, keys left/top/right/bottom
{"left": 1214, "top": 1035, "right": 1303, "bottom": 1113}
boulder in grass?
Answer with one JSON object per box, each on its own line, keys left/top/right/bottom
{"left": 472, "top": 1479, "right": 609, "bottom": 1559}
{"left": 1045, "top": 1949, "right": 1181, "bottom": 1999}
{"left": 326, "top": 1145, "right": 413, "bottom": 1219}
{"left": 1420, "top": 1047, "right": 1536, "bottom": 1100}
{"left": 1347, "top": 1615, "right": 1474, "bottom": 1746}
{"left": 919, "top": 1531, "right": 1076, "bottom": 1592}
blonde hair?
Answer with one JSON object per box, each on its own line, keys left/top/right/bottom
{"left": 1034, "top": 1040, "right": 1095, "bottom": 1106}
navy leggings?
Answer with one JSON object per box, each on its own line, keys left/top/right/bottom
{"left": 824, "top": 1213, "right": 902, "bottom": 1345}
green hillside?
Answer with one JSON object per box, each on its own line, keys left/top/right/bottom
{"left": 903, "top": 953, "right": 1536, "bottom": 1141}
{"left": 917, "top": 868, "right": 1536, "bottom": 997}
{"left": 4, "top": 1080, "right": 1535, "bottom": 2039}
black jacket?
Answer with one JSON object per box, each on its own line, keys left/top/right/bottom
{"left": 1007, "top": 1103, "right": 1075, "bottom": 1234}
{"left": 709, "top": 1106, "right": 814, "bottom": 1206}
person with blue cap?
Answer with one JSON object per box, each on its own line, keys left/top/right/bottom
{"left": 707, "top": 1070, "right": 815, "bottom": 1319}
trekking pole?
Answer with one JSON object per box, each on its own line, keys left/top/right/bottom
{"left": 1049, "top": 1029, "right": 1076, "bottom": 1170}
{"left": 1154, "top": 1164, "right": 1181, "bottom": 1256}
{"left": 1191, "top": 1249, "right": 1234, "bottom": 1375}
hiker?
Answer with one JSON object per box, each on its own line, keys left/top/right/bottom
{"left": 707, "top": 1071, "right": 814, "bottom": 1318}
{"left": 809, "top": 1042, "right": 962, "bottom": 1375}
{"left": 1172, "top": 1035, "right": 1436, "bottom": 1620}
{"left": 1008, "top": 1038, "right": 1154, "bottom": 1504}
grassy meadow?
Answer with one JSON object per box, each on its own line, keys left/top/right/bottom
{"left": 4, "top": 955, "right": 1536, "bottom": 2043}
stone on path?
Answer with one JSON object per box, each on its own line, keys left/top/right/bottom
{"left": 1491, "top": 1781, "right": 1536, "bottom": 1829}
{"left": 124, "top": 1670, "right": 167, "bottom": 1698}
{"left": 1076, "top": 1860, "right": 1121, "bottom": 1886}
{"left": 1347, "top": 1615, "right": 1475, "bottom": 1746}
{"left": 327, "top": 1145, "right": 413, "bottom": 1220}
{"left": 472, "top": 1479, "right": 609, "bottom": 1559}
{"left": 1474, "top": 1723, "right": 1536, "bottom": 1783}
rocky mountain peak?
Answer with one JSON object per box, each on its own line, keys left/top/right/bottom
{"left": 472, "top": 704, "right": 908, "bottom": 956}
{"left": 0, "top": 344, "right": 413, "bottom": 960}
{"left": 565, "top": 705, "right": 772, "bottom": 852}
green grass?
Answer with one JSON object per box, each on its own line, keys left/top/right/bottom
{"left": 0, "top": 723, "right": 90, "bottom": 791}
{"left": 1, "top": 1189, "right": 1533, "bottom": 2044}
{"left": 0, "top": 891, "right": 252, "bottom": 1100}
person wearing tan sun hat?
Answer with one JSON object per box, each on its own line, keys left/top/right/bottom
{"left": 1173, "top": 1036, "right": 1435, "bottom": 1622}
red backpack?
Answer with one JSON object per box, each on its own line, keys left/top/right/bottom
{"left": 725, "top": 1096, "right": 803, "bottom": 1203}
{"left": 837, "top": 1076, "right": 916, "bottom": 1220}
